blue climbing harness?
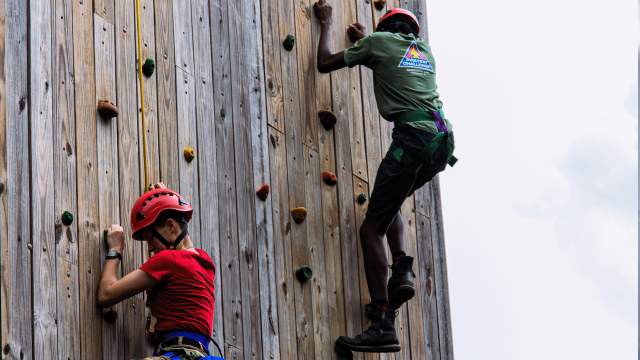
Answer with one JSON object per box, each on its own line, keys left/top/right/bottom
{"left": 152, "top": 331, "right": 225, "bottom": 360}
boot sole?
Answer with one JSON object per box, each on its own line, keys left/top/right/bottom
{"left": 335, "top": 339, "right": 401, "bottom": 353}
{"left": 389, "top": 284, "right": 415, "bottom": 309}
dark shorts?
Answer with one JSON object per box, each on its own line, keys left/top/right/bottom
{"left": 366, "top": 125, "right": 454, "bottom": 226}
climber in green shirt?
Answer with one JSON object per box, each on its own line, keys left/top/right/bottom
{"left": 314, "top": 0, "right": 456, "bottom": 353}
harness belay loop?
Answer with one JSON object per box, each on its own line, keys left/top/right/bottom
{"left": 390, "top": 109, "right": 457, "bottom": 173}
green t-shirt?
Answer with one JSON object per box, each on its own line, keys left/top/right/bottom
{"left": 344, "top": 32, "right": 452, "bottom": 135}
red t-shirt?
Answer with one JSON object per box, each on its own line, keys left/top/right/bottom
{"left": 140, "top": 248, "right": 216, "bottom": 336}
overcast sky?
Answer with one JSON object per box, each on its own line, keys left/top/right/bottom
{"left": 426, "top": 0, "right": 638, "bottom": 358}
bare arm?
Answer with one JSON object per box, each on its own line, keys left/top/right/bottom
{"left": 314, "top": 0, "right": 346, "bottom": 73}
{"left": 97, "top": 224, "right": 158, "bottom": 308}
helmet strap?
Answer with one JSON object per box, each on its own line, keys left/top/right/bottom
{"left": 149, "top": 225, "right": 189, "bottom": 250}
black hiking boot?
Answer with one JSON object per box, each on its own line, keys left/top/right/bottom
{"left": 388, "top": 255, "right": 416, "bottom": 309}
{"left": 335, "top": 307, "right": 400, "bottom": 353}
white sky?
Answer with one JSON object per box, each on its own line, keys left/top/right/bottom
{"left": 427, "top": 0, "right": 638, "bottom": 358}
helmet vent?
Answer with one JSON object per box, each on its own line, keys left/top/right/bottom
{"left": 147, "top": 197, "right": 152, "bottom": 201}
{"left": 179, "top": 197, "right": 188, "bottom": 206}
{"left": 136, "top": 211, "right": 146, "bottom": 222}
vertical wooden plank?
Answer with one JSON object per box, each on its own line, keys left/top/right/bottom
{"left": 259, "top": 0, "right": 285, "bottom": 133}
{"left": 428, "top": 177, "right": 454, "bottom": 359}
{"left": 416, "top": 212, "right": 441, "bottom": 360}
{"left": 173, "top": 0, "right": 194, "bottom": 75}
{"left": 401, "top": 197, "right": 427, "bottom": 359}
{"left": 175, "top": 69, "right": 201, "bottom": 248}
{"left": 210, "top": 0, "right": 240, "bottom": 351}
{"left": 154, "top": 0, "right": 180, "bottom": 189}
{"left": 72, "top": 0, "right": 103, "bottom": 357}
{"left": 352, "top": 176, "right": 379, "bottom": 360}
{"left": 267, "top": 127, "right": 297, "bottom": 360}
{"left": 53, "top": 1, "right": 81, "bottom": 357}
{"left": 224, "top": 344, "right": 244, "bottom": 360}
{"left": 353, "top": 0, "right": 383, "bottom": 187}
{"left": 94, "top": 0, "right": 114, "bottom": 24}
{"left": 30, "top": 0, "right": 58, "bottom": 357}
{"left": 137, "top": 0, "right": 160, "bottom": 191}
{"left": 54, "top": 0, "right": 79, "bottom": 267}
{"left": 0, "top": 0, "right": 32, "bottom": 358}
{"left": 57, "top": 260, "right": 81, "bottom": 360}
{"left": 395, "top": 304, "right": 411, "bottom": 360}
{"left": 94, "top": 15, "right": 125, "bottom": 360}
{"left": 304, "top": 147, "right": 331, "bottom": 360}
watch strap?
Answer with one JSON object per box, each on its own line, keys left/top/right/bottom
{"left": 106, "top": 250, "right": 122, "bottom": 260}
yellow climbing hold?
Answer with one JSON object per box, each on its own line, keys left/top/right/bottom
{"left": 184, "top": 148, "right": 195, "bottom": 162}
{"left": 291, "top": 207, "right": 307, "bottom": 224}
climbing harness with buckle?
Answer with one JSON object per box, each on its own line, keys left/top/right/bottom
{"left": 151, "top": 330, "right": 225, "bottom": 360}
{"left": 389, "top": 109, "right": 458, "bottom": 173}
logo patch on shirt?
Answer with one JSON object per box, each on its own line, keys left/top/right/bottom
{"left": 398, "top": 41, "right": 433, "bottom": 72}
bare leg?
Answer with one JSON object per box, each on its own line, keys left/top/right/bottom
{"left": 359, "top": 217, "right": 390, "bottom": 303}
{"left": 385, "top": 211, "right": 405, "bottom": 255}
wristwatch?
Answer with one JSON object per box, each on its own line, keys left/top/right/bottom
{"left": 106, "top": 250, "right": 122, "bottom": 260}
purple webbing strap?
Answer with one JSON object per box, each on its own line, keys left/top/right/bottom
{"left": 433, "top": 111, "right": 448, "bottom": 134}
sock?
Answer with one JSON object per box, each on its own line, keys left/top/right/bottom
{"left": 392, "top": 251, "right": 406, "bottom": 259}
{"left": 371, "top": 300, "right": 389, "bottom": 309}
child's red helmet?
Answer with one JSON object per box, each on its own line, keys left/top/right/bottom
{"left": 130, "top": 188, "right": 193, "bottom": 240}
{"left": 377, "top": 8, "right": 420, "bottom": 33}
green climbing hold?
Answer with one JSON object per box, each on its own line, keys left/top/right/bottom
{"left": 283, "top": 34, "right": 295, "bottom": 51}
{"left": 295, "top": 265, "right": 312, "bottom": 282}
{"left": 61, "top": 211, "right": 74, "bottom": 226}
{"left": 357, "top": 192, "right": 368, "bottom": 204}
{"left": 142, "top": 58, "right": 155, "bottom": 77}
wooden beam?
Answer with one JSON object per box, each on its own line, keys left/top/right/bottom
{"left": 416, "top": 211, "right": 441, "bottom": 360}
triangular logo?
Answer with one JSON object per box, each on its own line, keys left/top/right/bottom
{"left": 398, "top": 41, "right": 433, "bottom": 72}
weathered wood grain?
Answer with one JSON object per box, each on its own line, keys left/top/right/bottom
{"left": 267, "top": 126, "right": 297, "bottom": 360}
{"left": 175, "top": 69, "right": 201, "bottom": 249}
{"left": 94, "top": 0, "right": 115, "bottom": 24}
{"left": 137, "top": 0, "right": 160, "bottom": 191}
{"left": 416, "top": 212, "right": 440, "bottom": 360}
{"left": 53, "top": 0, "right": 79, "bottom": 266}
{"left": 259, "top": 0, "right": 285, "bottom": 133}
{"left": 1, "top": 0, "right": 32, "bottom": 358}
{"left": 226, "top": 0, "right": 265, "bottom": 357}
{"left": 154, "top": 0, "right": 180, "bottom": 189}
{"left": 57, "top": 260, "right": 81, "bottom": 360}
{"left": 401, "top": 196, "right": 427, "bottom": 359}
{"left": 173, "top": 0, "right": 194, "bottom": 75}
{"left": 210, "top": 0, "right": 242, "bottom": 351}
{"left": 224, "top": 343, "right": 244, "bottom": 360}
{"left": 94, "top": 15, "right": 125, "bottom": 360}
{"left": 30, "top": 0, "right": 58, "bottom": 357}
{"left": 395, "top": 303, "right": 411, "bottom": 360}
{"left": 428, "top": 176, "right": 454, "bottom": 359}
{"left": 73, "top": 1, "right": 103, "bottom": 357}
{"left": 123, "top": 296, "right": 149, "bottom": 359}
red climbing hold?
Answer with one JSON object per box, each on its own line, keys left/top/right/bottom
{"left": 97, "top": 99, "right": 118, "bottom": 118}
{"left": 322, "top": 172, "right": 337, "bottom": 186}
{"left": 256, "top": 184, "right": 270, "bottom": 201}
{"left": 318, "top": 110, "right": 337, "bottom": 130}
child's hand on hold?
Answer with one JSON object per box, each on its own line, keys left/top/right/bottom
{"left": 152, "top": 182, "right": 167, "bottom": 189}
{"left": 347, "top": 23, "right": 366, "bottom": 43}
{"left": 107, "top": 224, "right": 125, "bottom": 254}
{"left": 314, "top": 0, "right": 333, "bottom": 24}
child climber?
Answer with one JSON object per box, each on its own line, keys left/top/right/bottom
{"left": 314, "top": 0, "right": 456, "bottom": 353}
{"left": 97, "top": 183, "right": 219, "bottom": 360}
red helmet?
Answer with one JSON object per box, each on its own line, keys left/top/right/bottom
{"left": 377, "top": 8, "right": 420, "bottom": 33}
{"left": 130, "top": 188, "right": 193, "bottom": 240}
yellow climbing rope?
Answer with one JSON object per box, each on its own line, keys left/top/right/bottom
{"left": 370, "top": 0, "right": 377, "bottom": 32}
{"left": 135, "top": 0, "right": 150, "bottom": 190}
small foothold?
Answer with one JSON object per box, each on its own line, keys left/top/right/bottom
{"left": 318, "top": 110, "right": 337, "bottom": 130}
{"left": 61, "top": 211, "right": 74, "bottom": 226}
{"left": 291, "top": 207, "right": 307, "bottom": 224}
{"left": 357, "top": 192, "right": 368, "bottom": 204}
{"left": 97, "top": 99, "right": 119, "bottom": 118}
{"left": 322, "top": 172, "right": 337, "bottom": 186}
{"left": 142, "top": 58, "right": 155, "bottom": 77}
{"left": 347, "top": 22, "right": 365, "bottom": 43}
{"left": 374, "top": 0, "right": 385, "bottom": 10}
{"left": 66, "top": 248, "right": 70, "bottom": 254}
{"left": 27, "top": 243, "right": 33, "bottom": 251}
{"left": 283, "top": 34, "right": 295, "bottom": 51}
{"left": 256, "top": 184, "right": 270, "bottom": 201}
{"left": 104, "top": 310, "right": 117, "bottom": 323}
{"left": 184, "top": 148, "right": 195, "bottom": 162}
{"left": 295, "top": 265, "right": 313, "bottom": 282}
{"left": 67, "top": 271, "right": 71, "bottom": 277}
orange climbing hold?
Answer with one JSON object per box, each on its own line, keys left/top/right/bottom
{"left": 256, "top": 184, "right": 270, "bottom": 201}
{"left": 97, "top": 99, "right": 118, "bottom": 118}
{"left": 291, "top": 207, "right": 307, "bottom": 224}
{"left": 374, "top": 0, "right": 385, "bottom": 10}
{"left": 184, "top": 148, "right": 195, "bottom": 162}
{"left": 322, "top": 172, "right": 337, "bottom": 186}
{"left": 318, "top": 110, "right": 337, "bottom": 130}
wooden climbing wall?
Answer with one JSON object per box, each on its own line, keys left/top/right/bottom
{"left": 0, "top": 0, "right": 454, "bottom": 359}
